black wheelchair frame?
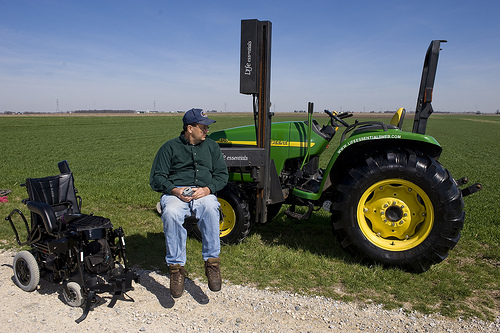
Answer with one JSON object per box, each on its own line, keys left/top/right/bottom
{"left": 5, "top": 161, "right": 139, "bottom": 323}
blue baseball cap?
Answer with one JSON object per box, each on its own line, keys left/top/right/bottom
{"left": 182, "top": 108, "right": 216, "bottom": 126}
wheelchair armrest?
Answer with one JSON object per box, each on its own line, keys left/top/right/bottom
{"left": 26, "top": 200, "right": 59, "bottom": 233}
{"left": 62, "top": 213, "right": 84, "bottom": 224}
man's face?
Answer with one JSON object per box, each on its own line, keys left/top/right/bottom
{"left": 188, "top": 123, "right": 209, "bottom": 144}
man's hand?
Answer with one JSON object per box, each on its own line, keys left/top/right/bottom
{"left": 191, "top": 187, "right": 210, "bottom": 200}
{"left": 171, "top": 187, "right": 210, "bottom": 202}
{"left": 171, "top": 187, "right": 192, "bottom": 202}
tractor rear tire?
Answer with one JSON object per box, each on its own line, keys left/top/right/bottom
{"left": 191, "top": 185, "right": 252, "bottom": 245}
{"left": 331, "top": 149, "right": 464, "bottom": 273}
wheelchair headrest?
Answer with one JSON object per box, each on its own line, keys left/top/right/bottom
{"left": 58, "top": 160, "right": 72, "bottom": 174}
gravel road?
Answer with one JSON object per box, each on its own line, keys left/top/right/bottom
{"left": 1, "top": 250, "right": 498, "bottom": 332}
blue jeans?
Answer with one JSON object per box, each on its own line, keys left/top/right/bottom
{"left": 160, "top": 193, "right": 220, "bottom": 265}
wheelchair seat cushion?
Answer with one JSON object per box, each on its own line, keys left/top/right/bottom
{"left": 67, "top": 214, "right": 113, "bottom": 240}
{"left": 67, "top": 214, "right": 113, "bottom": 231}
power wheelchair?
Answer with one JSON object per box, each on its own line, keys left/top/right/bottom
{"left": 5, "top": 161, "right": 139, "bottom": 323}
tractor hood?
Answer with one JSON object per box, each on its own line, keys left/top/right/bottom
{"left": 209, "top": 121, "right": 331, "bottom": 174}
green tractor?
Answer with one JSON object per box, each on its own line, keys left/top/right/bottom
{"left": 200, "top": 21, "right": 481, "bottom": 273}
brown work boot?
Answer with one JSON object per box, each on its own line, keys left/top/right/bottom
{"left": 168, "top": 264, "right": 187, "bottom": 298}
{"left": 204, "top": 257, "right": 221, "bottom": 292}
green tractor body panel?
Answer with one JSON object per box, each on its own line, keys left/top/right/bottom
{"left": 209, "top": 121, "right": 331, "bottom": 181}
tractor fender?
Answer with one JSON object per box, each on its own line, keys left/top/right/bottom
{"left": 291, "top": 131, "right": 442, "bottom": 201}
{"left": 327, "top": 131, "right": 442, "bottom": 185}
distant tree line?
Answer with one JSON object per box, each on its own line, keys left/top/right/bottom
{"left": 72, "top": 110, "right": 135, "bottom": 114}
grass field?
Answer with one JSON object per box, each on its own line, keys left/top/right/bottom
{"left": 0, "top": 113, "right": 498, "bottom": 320}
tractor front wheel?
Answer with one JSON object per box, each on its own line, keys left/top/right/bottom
{"left": 217, "top": 186, "right": 252, "bottom": 244}
{"left": 191, "top": 185, "right": 252, "bottom": 245}
{"left": 331, "top": 149, "right": 464, "bottom": 272}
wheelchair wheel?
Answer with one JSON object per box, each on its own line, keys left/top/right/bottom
{"left": 13, "top": 251, "right": 40, "bottom": 292}
{"left": 64, "top": 281, "right": 84, "bottom": 307}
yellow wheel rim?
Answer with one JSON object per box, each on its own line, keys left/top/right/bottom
{"left": 357, "top": 179, "right": 434, "bottom": 251}
{"left": 218, "top": 198, "right": 236, "bottom": 238}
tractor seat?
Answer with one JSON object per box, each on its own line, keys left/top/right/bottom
{"left": 352, "top": 108, "right": 406, "bottom": 134}
{"left": 390, "top": 108, "right": 406, "bottom": 129}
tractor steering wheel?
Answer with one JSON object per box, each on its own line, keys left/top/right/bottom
{"left": 324, "top": 109, "right": 350, "bottom": 127}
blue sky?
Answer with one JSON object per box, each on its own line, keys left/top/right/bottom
{"left": 1, "top": 0, "right": 499, "bottom": 113}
